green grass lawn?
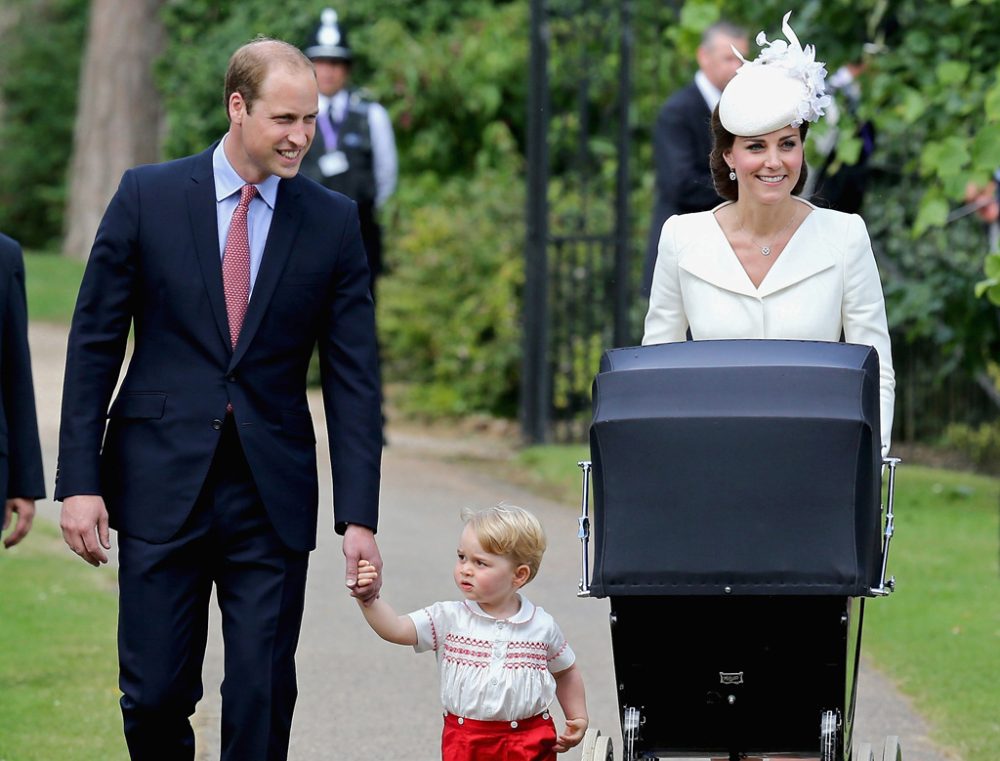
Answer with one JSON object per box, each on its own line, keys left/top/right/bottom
{"left": 862, "top": 466, "right": 1000, "bottom": 760}
{"left": 23, "top": 250, "right": 86, "bottom": 324}
{"left": 0, "top": 521, "right": 126, "bottom": 760}
{"left": 516, "top": 445, "right": 1000, "bottom": 760}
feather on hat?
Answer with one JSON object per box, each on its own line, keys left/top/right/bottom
{"left": 719, "top": 12, "right": 831, "bottom": 136}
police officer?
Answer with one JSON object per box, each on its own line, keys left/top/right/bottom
{"left": 301, "top": 8, "right": 397, "bottom": 300}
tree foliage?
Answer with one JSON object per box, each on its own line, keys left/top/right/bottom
{"left": 156, "top": 0, "right": 528, "bottom": 415}
{"left": 2, "top": 0, "right": 998, "bottom": 427}
{"left": 0, "top": 0, "right": 89, "bottom": 248}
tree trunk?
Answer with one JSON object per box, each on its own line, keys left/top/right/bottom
{"left": 62, "top": 0, "right": 165, "bottom": 259}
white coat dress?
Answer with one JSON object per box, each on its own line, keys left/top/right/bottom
{"left": 643, "top": 199, "right": 895, "bottom": 454}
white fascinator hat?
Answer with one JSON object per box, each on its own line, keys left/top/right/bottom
{"left": 719, "top": 12, "right": 831, "bottom": 137}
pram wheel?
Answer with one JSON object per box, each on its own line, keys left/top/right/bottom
{"left": 855, "top": 742, "right": 874, "bottom": 760}
{"left": 580, "top": 727, "right": 613, "bottom": 761}
{"left": 593, "top": 735, "right": 613, "bottom": 760}
{"left": 581, "top": 728, "right": 600, "bottom": 759}
{"left": 819, "top": 709, "right": 840, "bottom": 761}
{"left": 882, "top": 736, "right": 902, "bottom": 761}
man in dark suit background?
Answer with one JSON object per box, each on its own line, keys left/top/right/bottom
{"left": 642, "top": 21, "right": 747, "bottom": 296}
{"left": 0, "top": 232, "right": 45, "bottom": 549}
{"left": 56, "top": 39, "right": 383, "bottom": 760}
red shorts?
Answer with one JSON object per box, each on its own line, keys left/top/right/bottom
{"left": 441, "top": 711, "right": 557, "bottom": 761}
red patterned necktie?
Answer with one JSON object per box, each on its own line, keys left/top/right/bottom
{"left": 222, "top": 184, "right": 257, "bottom": 349}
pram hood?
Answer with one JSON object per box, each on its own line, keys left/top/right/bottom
{"left": 588, "top": 339, "right": 883, "bottom": 597}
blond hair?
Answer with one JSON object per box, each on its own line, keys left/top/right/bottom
{"left": 461, "top": 504, "right": 547, "bottom": 584}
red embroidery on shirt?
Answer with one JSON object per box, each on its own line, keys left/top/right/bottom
{"left": 422, "top": 609, "right": 439, "bottom": 651}
{"left": 547, "top": 641, "right": 569, "bottom": 662}
{"left": 443, "top": 634, "right": 492, "bottom": 663}
{"left": 503, "top": 661, "right": 547, "bottom": 671}
{"left": 442, "top": 654, "right": 491, "bottom": 668}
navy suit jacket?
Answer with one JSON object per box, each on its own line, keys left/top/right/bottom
{"left": 643, "top": 82, "right": 724, "bottom": 295}
{"left": 0, "top": 233, "right": 45, "bottom": 502}
{"left": 55, "top": 146, "right": 382, "bottom": 552}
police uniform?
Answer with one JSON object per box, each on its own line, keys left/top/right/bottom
{"left": 301, "top": 8, "right": 397, "bottom": 300}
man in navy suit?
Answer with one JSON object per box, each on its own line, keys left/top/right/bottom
{"left": 0, "top": 232, "right": 45, "bottom": 549}
{"left": 642, "top": 21, "right": 747, "bottom": 295}
{"left": 56, "top": 39, "right": 382, "bottom": 760}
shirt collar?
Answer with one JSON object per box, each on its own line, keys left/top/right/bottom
{"left": 694, "top": 70, "right": 723, "bottom": 112}
{"left": 212, "top": 136, "right": 279, "bottom": 209}
{"left": 318, "top": 90, "right": 349, "bottom": 119}
{"left": 464, "top": 595, "right": 536, "bottom": 624}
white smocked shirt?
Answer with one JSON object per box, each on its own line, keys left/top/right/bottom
{"left": 408, "top": 595, "right": 576, "bottom": 722}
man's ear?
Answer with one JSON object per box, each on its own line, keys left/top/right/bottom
{"left": 229, "top": 92, "right": 246, "bottom": 125}
{"left": 513, "top": 564, "right": 531, "bottom": 588}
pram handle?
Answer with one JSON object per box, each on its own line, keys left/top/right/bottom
{"left": 577, "top": 460, "right": 592, "bottom": 597}
{"left": 871, "top": 456, "right": 901, "bottom": 596}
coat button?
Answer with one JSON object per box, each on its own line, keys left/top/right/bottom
{"left": 227, "top": 374, "right": 236, "bottom": 383}
{"left": 212, "top": 419, "right": 223, "bottom": 430}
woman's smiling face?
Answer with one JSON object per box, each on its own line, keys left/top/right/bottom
{"left": 724, "top": 125, "right": 804, "bottom": 204}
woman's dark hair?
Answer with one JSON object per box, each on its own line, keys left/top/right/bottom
{"left": 709, "top": 106, "right": 809, "bottom": 201}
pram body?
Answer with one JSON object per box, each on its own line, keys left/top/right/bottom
{"left": 576, "top": 340, "right": 901, "bottom": 761}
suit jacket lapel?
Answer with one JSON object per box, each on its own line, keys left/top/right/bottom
{"left": 186, "top": 148, "right": 232, "bottom": 353}
{"left": 229, "top": 177, "right": 302, "bottom": 370}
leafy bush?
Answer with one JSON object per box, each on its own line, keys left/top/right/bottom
{"left": 379, "top": 157, "right": 525, "bottom": 417}
{"left": 941, "top": 421, "right": 1000, "bottom": 474}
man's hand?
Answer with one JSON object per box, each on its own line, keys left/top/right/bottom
{"left": 60, "top": 495, "right": 111, "bottom": 566}
{"left": 343, "top": 524, "right": 382, "bottom": 603}
{"left": 2, "top": 498, "right": 36, "bottom": 549}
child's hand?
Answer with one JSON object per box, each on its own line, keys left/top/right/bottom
{"left": 555, "top": 717, "right": 588, "bottom": 752}
{"left": 356, "top": 558, "right": 380, "bottom": 590}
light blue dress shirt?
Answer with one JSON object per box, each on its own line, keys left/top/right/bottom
{"left": 212, "top": 138, "right": 281, "bottom": 294}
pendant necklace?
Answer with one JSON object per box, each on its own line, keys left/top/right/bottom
{"left": 738, "top": 209, "right": 798, "bottom": 257}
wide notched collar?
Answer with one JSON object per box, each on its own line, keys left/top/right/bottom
{"left": 678, "top": 201, "right": 835, "bottom": 299}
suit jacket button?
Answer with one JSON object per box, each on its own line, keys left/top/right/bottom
{"left": 212, "top": 419, "right": 223, "bottom": 430}
{"left": 227, "top": 374, "right": 236, "bottom": 383}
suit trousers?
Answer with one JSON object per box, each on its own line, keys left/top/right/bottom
{"left": 117, "top": 417, "right": 309, "bottom": 761}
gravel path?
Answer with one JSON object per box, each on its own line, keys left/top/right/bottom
{"left": 27, "top": 322, "right": 955, "bottom": 761}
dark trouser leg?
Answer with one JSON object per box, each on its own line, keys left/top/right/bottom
{"left": 118, "top": 515, "right": 214, "bottom": 760}
{"left": 211, "top": 423, "right": 309, "bottom": 761}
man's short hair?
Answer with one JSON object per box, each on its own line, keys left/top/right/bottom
{"left": 701, "top": 20, "right": 748, "bottom": 49}
{"left": 224, "top": 37, "right": 314, "bottom": 117}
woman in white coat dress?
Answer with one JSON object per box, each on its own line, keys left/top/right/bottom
{"left": 643, "top": 12, "right": 894, "bottom": 455}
